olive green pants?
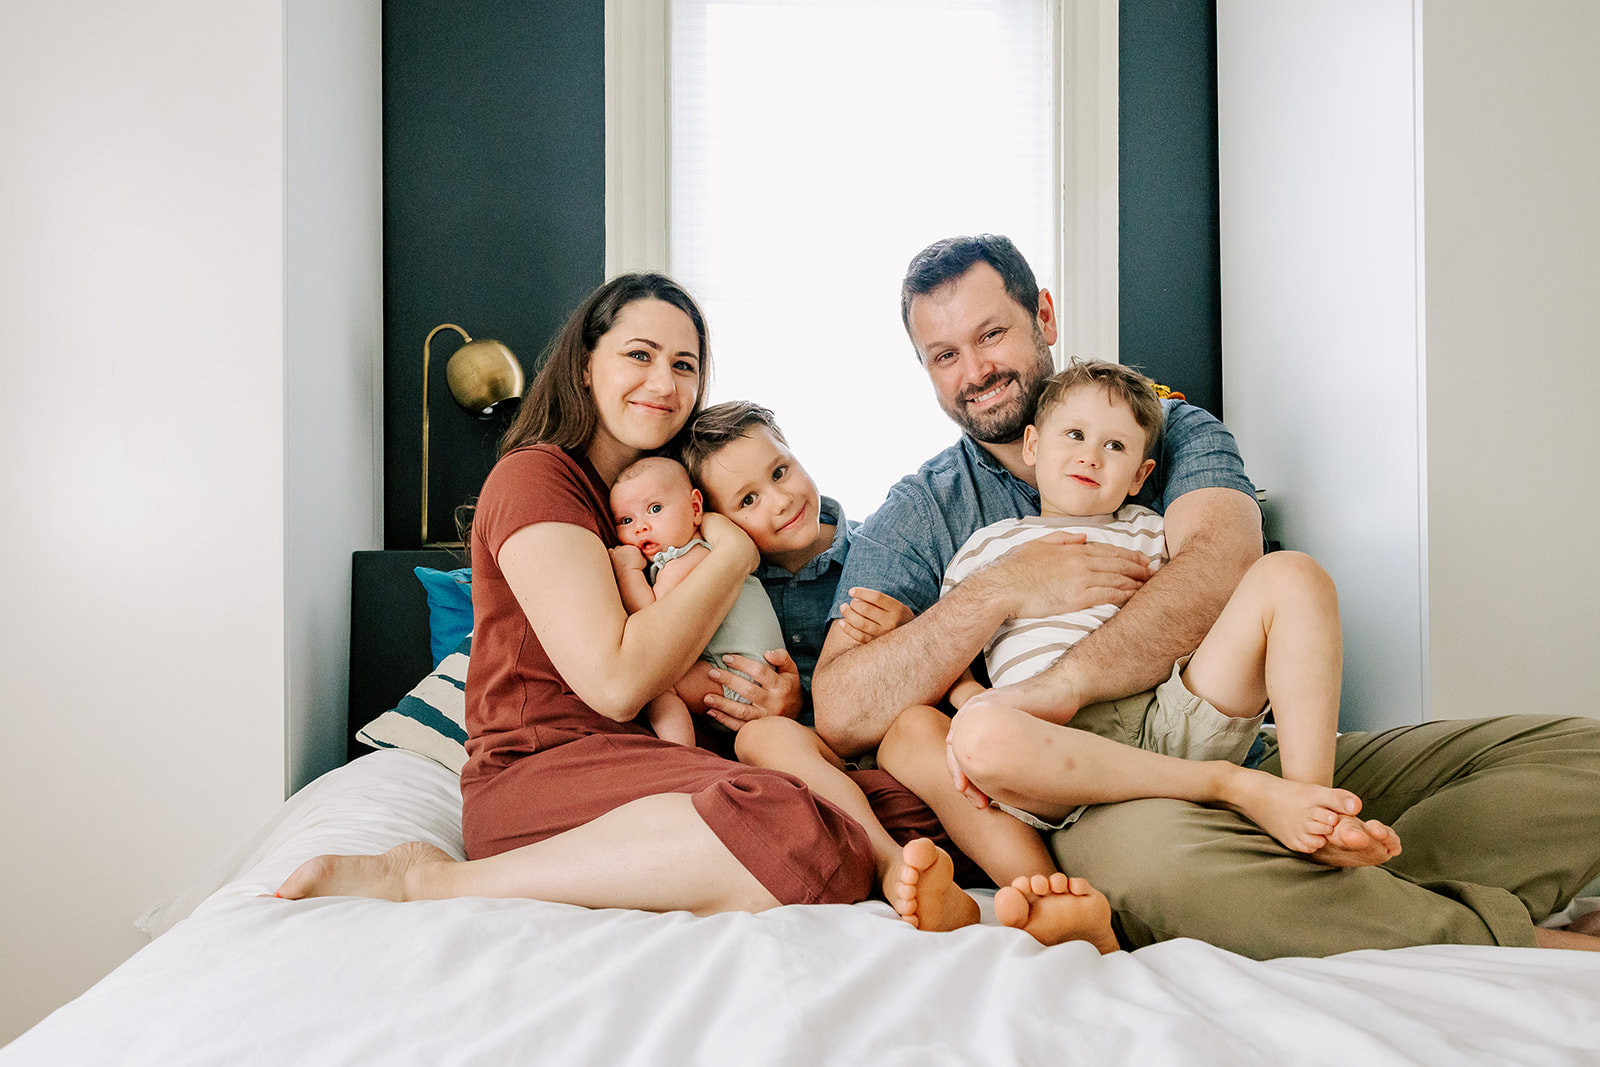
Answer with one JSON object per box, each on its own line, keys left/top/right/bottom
{"left": 1047, "top": 715, "right": 1600, "bottom": 959}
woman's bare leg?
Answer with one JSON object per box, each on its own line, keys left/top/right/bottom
{"left": 735, "top": 716, "right": 977, "bottom": 932}
{"left": 275, "top": 792, "right": 778, "bottom": 916}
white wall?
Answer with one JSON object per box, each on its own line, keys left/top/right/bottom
{"left": 1218, "top": 0, "right": 1427, "bottom": 731}
{"left": 285, "top": 0, "right": 384, "bottom": 791}
{"left": 1218, "top": 0, "right": 1600, "bottom": 728}
{"left": 1420, "top": 0, "right": 1600, "bottom": 719}
{"left": 0, "top": 0, "right": 381, "bottom": 1043}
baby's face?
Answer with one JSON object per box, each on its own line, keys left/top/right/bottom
{"left": 1025, "top": 386, "right": 1156, "bottom": 518}
{"left": 696, "top": 426, "right": 820, "bottom": 558}
{"left": 611, "top": 465, "right": 702, "bottom": 559}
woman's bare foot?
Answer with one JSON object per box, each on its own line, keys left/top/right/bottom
{"left": 1308, "top": 816, "right": 1403, "bottom": 868}
{"left": 993, "top": 873, "right": 1119, "bottom": 953}
{"left": 273, "top": 841, "right": 454, "bottom": 901}
{"left": 889, "top": 838, "right": 980, "bottom": 932}
{"left": 1222, "top": 770, "right": 1374, "bottom": 856}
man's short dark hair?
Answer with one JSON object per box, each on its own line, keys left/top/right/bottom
{"left": 899, "top": 234, "right": 1042, "bottom": 352}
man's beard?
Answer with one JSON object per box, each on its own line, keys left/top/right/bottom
{"left": 942, "top": 332, "right": 1054, "bottom": 444}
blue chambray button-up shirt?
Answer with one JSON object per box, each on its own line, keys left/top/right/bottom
{"left": 831, "top": 399, "right": 1258, "bottom": 623}
{"left": 754, "top": 494, "right": 855, "bottom": 725}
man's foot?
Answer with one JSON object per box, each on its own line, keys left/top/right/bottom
{"left": 993, "top": 873, "right": 1119, "bottom": 953}
{"left": 1308, "top": 815, "right": 1403, "bottom": 868}
{"left": 1224, "top": 771, "right": 1373, "bottom": 856}
{"left": 889, "top": 838, "right": 980, "bottom": 932}
{"left": 273, "top": 841, "right": 454, "bottom": 901}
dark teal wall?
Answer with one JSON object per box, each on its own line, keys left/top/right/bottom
{"left": 1120, "top": 0, "right": 1223, "bottom": 417}
{"left": 381, "top": 2, "right": 1222, "bottom": 546}
{"left": 384, "top": 0, "right": 605, "bottom": 548}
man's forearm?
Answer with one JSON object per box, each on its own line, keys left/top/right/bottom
{"left": 812, "top": 580, "right": 1010, "bottom": 757}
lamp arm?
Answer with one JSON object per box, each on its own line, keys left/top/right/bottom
{"left": 423, "top": 323, "right": 472, "bottom": 545}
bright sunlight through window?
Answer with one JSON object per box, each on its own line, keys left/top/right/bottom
{"left": 670, "top": 0, "right": 1059, "bottom": 521}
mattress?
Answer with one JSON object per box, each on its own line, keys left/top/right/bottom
{"left": 6, "top": 749, "right": 1599, "bottom": 1065}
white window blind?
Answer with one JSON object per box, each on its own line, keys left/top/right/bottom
{"left": 668, "top": 0, "right": 1060, "bottom": 519}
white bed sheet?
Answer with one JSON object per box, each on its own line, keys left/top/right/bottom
{"left": 7, "top": 750, "right": 1600, "bottom": 1066}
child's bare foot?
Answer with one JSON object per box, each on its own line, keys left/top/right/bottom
{"left": 273, "top": 841, "right": 453, "bottom": 901}
{"left": 1308, "top": 815, "right": 1403, "bottom": 868}
{"left": 994, "top": 873, "right": 1119, "bottom": 953}
{"left": 889, "top": 838, "right": 980, "bottom": 933}
{"left": 1223, "top": 770, "right": 1364, "bottom": 854}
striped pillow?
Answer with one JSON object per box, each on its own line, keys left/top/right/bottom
{"left": 355, "top": 636, "right": 470, "bottom": 773}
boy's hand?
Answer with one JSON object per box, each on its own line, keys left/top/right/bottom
{"left": 608, "top": 544, "right": 647, "bottom": 577}
{"left": 702, "top": 649, "right": 804, "bottom": 728}
{"left": 837, "top": 587, "right": 915, "bottom": 644}
{"left": 946, "top": 740, "right": 992, "bottom": 809}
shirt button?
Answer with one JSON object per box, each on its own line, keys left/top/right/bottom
{"left": 790, "top": 635, "right": 802, "bottom": 644}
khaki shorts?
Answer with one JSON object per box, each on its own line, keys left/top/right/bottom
{"left": 996, "top": 656, "right": 1268, "bottom": 832}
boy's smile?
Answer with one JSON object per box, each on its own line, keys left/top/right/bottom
{"left": 1024, "top": 386, "right": 1156, "bottom": 518}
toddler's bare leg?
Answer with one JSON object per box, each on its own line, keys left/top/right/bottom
{"left": 645, "top": 691, "right": 697, "bottom": 747}
{"left": 274, "top": 793, "right": 779, "bottom": 914}
{"left": 879, "top": 705, "right": 1120, "bottom": 946}
{"left": 735, "top": 717, "right": 977, "bottom": 931}
{"left": 1180, "top": 551, "right": 1342, "bottom": 787}
{"left": 951, "top": 699, "right": 1385, "bottom": 860}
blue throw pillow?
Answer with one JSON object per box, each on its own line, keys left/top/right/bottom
{"left": 415, "top": 566, "right": 473, "bottom": 667}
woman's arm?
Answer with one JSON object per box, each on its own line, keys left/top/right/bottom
{"left": 499, "top": 514, "right": 758, "bottom": 721}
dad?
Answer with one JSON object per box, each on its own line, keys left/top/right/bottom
{"left": 812, "top": 233, "right": 1600, "bottom": 957}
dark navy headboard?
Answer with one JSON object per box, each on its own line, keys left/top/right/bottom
{"left": 347, "top": 549, "right": 465, "bottom": 763}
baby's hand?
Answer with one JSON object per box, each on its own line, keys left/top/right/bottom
{"left": 837, "top": 588, "right": 914, "bottom": 644}
{"left": 609, "top": 544, "right": 647, "bottom": 577}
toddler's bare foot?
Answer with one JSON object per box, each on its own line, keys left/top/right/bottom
{"left": 273, "top": 841, "right": 453, "bottom": 901}
{"left": 994, "top": 873, "right": 1119, "bottom": 953}
{"left": 889, "top": 838, "right": 980, "bottom": 933}
{"left": 1308, "top": 816, "right": 1402, "bottom": 868}
{"left": 1224, "top": 771, "right": 1363, "bottom": 854}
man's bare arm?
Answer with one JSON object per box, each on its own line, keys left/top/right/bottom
{"left": 996, "top": 488, "right": 1263, "bottom": 723}
{"left": 811, "top": 535, "right": 1152, "bottom": 757}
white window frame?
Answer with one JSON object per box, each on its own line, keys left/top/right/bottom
{"left": 603, "top": 0, "right": 1119, "bottom": 361}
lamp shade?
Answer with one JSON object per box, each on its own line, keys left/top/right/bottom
{"left": 445, "top": 337, "right": 525, "bottom": 418}
{"left": 422, "top": 323, "right": 525, "bottom": 545}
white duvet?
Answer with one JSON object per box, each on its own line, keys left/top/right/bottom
{"left": 7, "top": 750, "right": 1600, "bottom": 1066}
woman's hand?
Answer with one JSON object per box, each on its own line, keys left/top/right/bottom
{"left": 700, "top": 512, "right": 761, "bottom": 574}
{"left": 701, "top": 649, "right": 805, "bottom": 729}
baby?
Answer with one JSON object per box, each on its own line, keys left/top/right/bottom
{"left": 609, "top": 455, "right": 786, "bottom": 747}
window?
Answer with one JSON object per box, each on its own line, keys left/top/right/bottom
{"left": 607, "top": 0, "right": 1117, "bottom": 519}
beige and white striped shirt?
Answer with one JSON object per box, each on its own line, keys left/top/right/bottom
{"left": 940, "top": 506, "right": 1168, "bottom": 688}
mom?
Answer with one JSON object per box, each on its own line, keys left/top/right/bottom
{"left": 280, "top": 274, "right": 874, "bottom": 911}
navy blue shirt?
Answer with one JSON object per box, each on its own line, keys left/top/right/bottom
{"left": 832, "top": 399, "right": 1257, "bottom": 620}
{"left": 755, "top": 495, "right": 854, "bottom": 726}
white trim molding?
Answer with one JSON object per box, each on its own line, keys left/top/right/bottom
{"left": 604, "top": 0, "right": 669, "bottom": 276}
